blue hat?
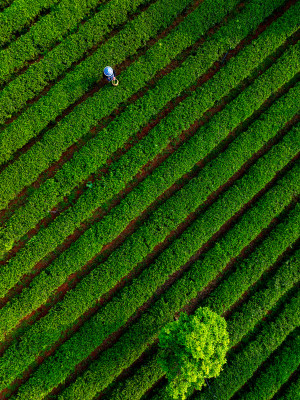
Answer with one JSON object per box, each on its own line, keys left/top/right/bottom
{"left": 103, "top": 66, "right": 114, "bottom": 77}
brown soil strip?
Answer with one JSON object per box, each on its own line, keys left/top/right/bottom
{"left": 142, "top": 376, "right": 167, "bottom": 400}
{"left": 96, "top": 344, "right": 163, "bottom": 400}
{"left": 0, "top": 0, "right": 14, "bottom": 13}
{"left": 0, "top": 32, "right": 297, "bottom": 356}
{"left": 105, "top": 243, "right": 300, "bottom": 400}
{"left": 0, "top": 7, "right": 53, "bottom": 53}
{"left": 178, "top": 154, "right": 299, "bottom": 317}
{"left": 272, "top": 365, "right": 300, "bottom": 400}
{"left": 0, "top": 0, "right": 233, "bottom": 309}
{"left": 108, "top": 208, "right": 300, "bottom": 400}
{"left": 83, "top": 237, "right": 300, "bottom": 400}
{"left": 230, "top": 316, "right": 300, "bottom": 400}
{"left": 69, "top": 152, "right": 299, "bottom": 398}
{"left": 0, "top": 0, "right": 250, "bottom": 260}
{"left": 0, "top": 0, "right": 289, "bottom": 255}
{"left": 0, "top": 0, "right": 199, "bottom": 166}
{"left": 0, "top": 3, "right": 298, "bottom": 396}
{"left": 1, "top": 39, "right": 297, "bottom": 313}
{"left": 1, "top": 0, "right": 296, "bottom": 230}
{"left": 221, "top": 235, "right": 300, "bottom": 321}
{"left": 0, "top": 0, "right": 113, "bottom": 91}
{"left": 0, "top": 0, "right": 157, "bottom": 120}
{"left": 8, "top": 153, "right": 298, "bottom": 398}
{"left": 10, "top": 131, "right": 298, "bottom": 399}
{"left": 0, "top": 0, "right": 209, "bottom": 226}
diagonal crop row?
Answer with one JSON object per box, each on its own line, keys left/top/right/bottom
{"left": 202, "top": 225, "right": 300, "bottom": 320}
{"left": 0, "top": 0, "right": 209, "bottom": 166}
{"left": 0, "top": 5, "right": 297, "bottom": 262}
{"left": 1, "top": 46, "right": 299, "bottom": 310}
{"left": 235, "top": 332, "right": 300, "bottom": 400}
{"left": 8, "top": 168, "right": 299, "bottom": 396}
{"left": 279, "top": 376, "right": 300, "bottom": 400}
{"left": 54, "top": 201, "right": 300, "bottom": 400}
{"left": 0, "top": 0, "right": 13, "bottom": 11}
{"left": 0, "top": 78, "right": 298, "bottom": 340}
{"left": 106, "top": 249, "right": 300, "bottom": 400}
{"left": 0, "top": 128, "right": 298, "bottom": 395}
{"left": 0, "top": 0, "right": 153, "bottom": 109}
{"left": 0, "top": 0, "right": 243, "bottom": 180}
{"left": 0, "top": 0, "right": 60, "bottom": 47}
{"left": 214, "top": 253, "right": 300, "bottom": 348}
{"left": 1, "top": 79, "right": 298, "bottom": 338}
{"left": 0, "top": 0, "right": 243, "bottom": 162}
{"left": 0, "top": 0, "right": 239, "bottom": 248}
{"left": 194, "top": 295, "right": 300, "bottom": 400}
{"left": 0, "top": 0, "right": 281, "bottom": 258}
{"left": 0, "top": 8, "right": 297, "bottom": 271}
{"left": 0, "top": 0, "right": 297, "bottom": 197}
{"left": 108, "top": 353, "right": 164, "bottom": 400}
{"left": 150, "top": 270, "right": 300, "bottom": 400}
{"left": 0, "top": 0, "right": 113, "bottom": 86}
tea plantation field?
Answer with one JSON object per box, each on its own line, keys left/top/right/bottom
{"left": 0, "top": 0, "right": 299, "bottom": 398}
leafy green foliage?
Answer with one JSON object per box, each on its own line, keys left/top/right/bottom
{"left": 196, "top": 292, "right": 300, "bottom": 400}
{"left": 107, "top": 249, "right": 300, "bottom": 400}
{"left": 1, "top": 59, "right": 298, "bottom": 339}
{"left": 237, "top": 330, "right": 300, "bottom": 400}
{"left": 0, "top": 0, "right": 151, "bottom": 105}
{"left": 280, "top": 376, "right": 300, "bottom": 400}
{"left": 0, "top": 0, "right": 298, "bottom": 284}
{"left": 5, "top": 141, "right": 299, "bottom": 399}
{"left": 55, "top": 204, "right": 299, "bottom": 400}
{"left": 0, "top": 0, "right": 194, "bottom": 164}
{"left": 1, "top": 0, "right": 298, "bottom": 209}
{"left": 205, "top": 249, "right": 300, "bottom": 347}
{"left": 158, "top": 308, "right": 229, "bottom": 399}
{"left": 0, "top": 0, "right": 237, "bottom": 257}
{"left": 0, "top": 0, "right": 298, "bottom": 398}
{"left": 0, "top": 0, "right": 60, "bottom": 46}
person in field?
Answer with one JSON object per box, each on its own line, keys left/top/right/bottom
{"left": 103, "top": 66, "right": 119, "bottom": 86}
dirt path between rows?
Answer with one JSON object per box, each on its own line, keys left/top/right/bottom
{"left": 0, "top": 0, "right": 298, "bottom": 397}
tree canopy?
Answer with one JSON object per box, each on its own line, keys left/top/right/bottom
{"left": 158, "top": 307, "right": 229, "bottom": 399}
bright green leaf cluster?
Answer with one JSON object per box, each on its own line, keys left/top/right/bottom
{"left": 6, "top": 138, "right": 299, "bottom": 399}
{"left": 0, "top": 0, "right": 150, "bottom": 107}
{"left": 0, "top": 0, "right": 237, "bottom": 257}
{"left": 107, "top": 249, "right": 300, "bottom": 400}
{"left": 158, "top": 308, "right": 229, "bottom": 399}
{"left": 0, "top": 0, "right": 60, "bottom": 46}
{"left": 196, "top": 292, "right": 300, "bottom": 400}
{"left": 0, "top": 0, "right": 194, "bottom": 165}
{"left": 237, "top": 331, "right": 300, "bottom": 400}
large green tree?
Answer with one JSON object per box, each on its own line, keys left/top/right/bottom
{"left": 158, "top": 307, "right": 229, "bottom": 399}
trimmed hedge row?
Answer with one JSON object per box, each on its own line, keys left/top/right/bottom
{"left": 0, "top": 0, "right": 151, "bottom": 104}
{"left": 0, "top": 0, "right": 286, "bottom": 259}
{"left": 108, "top": 354, "right": 164, "bottom": 400}
{"left": 1, "top": 79, "right": 298, "bottom": 337}
{"left": 279, "top": 376, "right": 300, "bottom": 400}
{"left": 0, "top": 0, "right": 213, "bottom": 166}
{"left": 2, "top": 134, "right": 299, "bottom": 397}
{"left": 237, "top": 330, "right": 300, "bottom": 400}
{"left": 0, "top": 4, "right": 296, "bottom": 275}
{"left": 221, "top": 251, "right": 300, "bottom": 347}
{"left": 0, "top": 0, "right": 59, "bottom": 46}
{"left": 54, "top": 207, "right": 300, "bottom": 400}
{"left": 108, "top": 249, "right": 300, "bottom": 400}
{"left": 0, "top": 0, "right": 13, "bottom": 10}
{"left": 202, "top": 231, "right": 300, "bottom": 323}
{"left": 0, "top": 0, "right": 297, "bottom": 203}
{"left": 0, "top": 8, "right": 297, "bottom": 265}
{"left": 195, "top": 293, "right": 300, "bottom": 400}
